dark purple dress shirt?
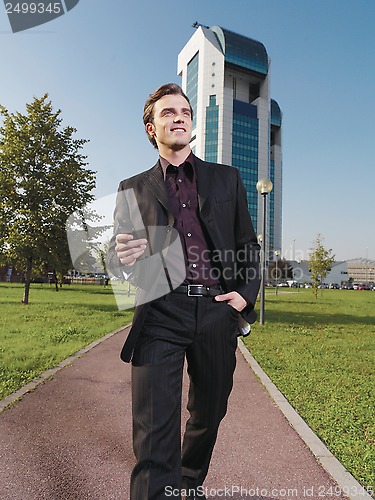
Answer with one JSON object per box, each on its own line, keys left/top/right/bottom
{"left": 160, "top": 154, "right": 220, "bottom": 286}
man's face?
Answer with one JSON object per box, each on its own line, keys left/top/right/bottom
{"left": 146, "top": 94, "right": 192, "bottom": 152}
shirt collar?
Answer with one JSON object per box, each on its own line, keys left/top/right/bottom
{"left": 159, "top": 151, "right": 194, "bottom": 180}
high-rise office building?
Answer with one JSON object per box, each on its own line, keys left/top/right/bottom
{"left": 178, "top": 25, "right": 282, "bottom": 257}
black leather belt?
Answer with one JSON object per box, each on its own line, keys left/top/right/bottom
{"left": 172, "top": 284, "right": 223, "bottom": 297}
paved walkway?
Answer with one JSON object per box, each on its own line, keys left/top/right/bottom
{"left": 0, "top": 327, "right": 370, "bottom": 500}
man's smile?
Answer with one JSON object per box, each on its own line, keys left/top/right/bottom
{"left": 171, "top": 127, "right": 186, "bottom": 132}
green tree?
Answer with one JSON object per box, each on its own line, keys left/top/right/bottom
{"left": 0, "top": 94, "right": 95, "bottom": 303}
{"left": 308, "top": 234, "right": 335, "bottom": 298}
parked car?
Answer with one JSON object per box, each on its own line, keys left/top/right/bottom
{"left": 329, "top": 283, "right": 340, "bottom": 289}
{"left": 341, "top": 283, "right": 354, "bottom": 290}
{"left": 358, "top": 284, "right": 371, "bottom": 290}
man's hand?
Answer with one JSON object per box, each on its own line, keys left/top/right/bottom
{"left": 214, "top": 291, "right": 247, "bottom": 312}
{"left": 115, "top": 233, "right": 147, "bottom": 266}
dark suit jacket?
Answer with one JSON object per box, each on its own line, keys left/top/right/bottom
{"left": 107, "top": 155, "right": 260, "bottom": 362}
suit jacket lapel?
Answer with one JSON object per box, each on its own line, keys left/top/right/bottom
{"left": 194, "top": 155, "right": 215, "bottom": 217}
{"left": 142, "top": 161, "right": 170, "bottom": 211}
{"left": 142, "top": 161, "right": 175, "bottom": 227}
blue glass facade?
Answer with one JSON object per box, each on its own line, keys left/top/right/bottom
{"left": 271, "top": 99, "right": 282, "bottom": 127}
{"left": 186, "top": 52, "right": 199, "bottom": 129}
{"left": 211, "top": 26, "right": 268, "bottom": 76}
{"left": 205, "top": 95, "right": 219, "bottom": 162}
{"left": 232, "top": 100, "right": 259, "bottom": 228}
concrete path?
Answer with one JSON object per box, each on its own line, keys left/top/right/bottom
{"left": 0, "top": 327, "right": 370, "bottom": 499}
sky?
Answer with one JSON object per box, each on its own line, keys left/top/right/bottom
{"left": 1, "top": 0, "right": 374, "bottom": 261}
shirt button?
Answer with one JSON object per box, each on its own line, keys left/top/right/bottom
{"left": 187, "top": 233, "right": 191, "bottom": 237}
{"left": 178, "top": 179, "right": 183, "bottom": 183}
{"left": 192, "top": 264, "right": 197, "bottom": 268}
{"left": 182, "top": 203, "right": 187, "bottom": 208}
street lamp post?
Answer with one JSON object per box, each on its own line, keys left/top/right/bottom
{"left": 256, "top": 178, "right": 273, "bottom": 325}
{"left": 274, "top": 249, "right": 280, "bottom": 295}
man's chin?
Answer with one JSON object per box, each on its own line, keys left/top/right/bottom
{"left": 170, "top": 142, "right": 190, "bottom": 151}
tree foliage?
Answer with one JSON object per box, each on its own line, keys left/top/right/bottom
{"left": 0, "top": 94, "right": 96, "bottom": 303}
{"left": 308, "top": 234, "right": 335, "bottom": 298}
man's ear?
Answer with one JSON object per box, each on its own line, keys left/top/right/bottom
{"left": 145, "top": 123, "right": 155, "bottom": 138}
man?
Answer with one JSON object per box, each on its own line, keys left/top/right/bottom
{"left": 107, "top": 83, "right": 260, "bottom": 500}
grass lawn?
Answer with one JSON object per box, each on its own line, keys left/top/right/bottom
{"left": 244, "top": 288, "right": 375, "bottom": 492}
{"left": 0, "top": 282, "right": 134, "bottom": 400}
{"left": 1, "top": 283, "right": 374, "bottom": 492}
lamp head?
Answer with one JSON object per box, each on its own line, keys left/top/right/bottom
{"left": 256, "top": 178, "right": 273, "bottom": 195}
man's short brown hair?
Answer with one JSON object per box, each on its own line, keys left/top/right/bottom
{"left": 143, "top": 83, "right": 193, "bottom": 148}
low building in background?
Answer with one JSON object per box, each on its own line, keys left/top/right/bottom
{"left": 283, "top": 260, "right": 349, "bottom": 286}
{"left": 347, "top": 258, "right": 375, "bottom": 284}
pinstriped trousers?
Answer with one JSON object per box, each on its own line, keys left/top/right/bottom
{"left": 130, "top": 291, "right": 239, "bottom": 500}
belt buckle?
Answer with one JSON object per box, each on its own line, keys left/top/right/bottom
{"left": 187, "top": 284, "right": 204, "bottom": 297}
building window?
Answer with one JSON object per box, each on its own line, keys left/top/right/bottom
{"left": 249, "top": 82, "right": 260, "bottom": 103}
{"left": 186, "top": 52, "right": 199, "bottom": 129}
{"left": 205, "top": 95, "right": 219, "bottom": 163}
{"left": 232, "top": 100, "right": 259, "bottom": 227}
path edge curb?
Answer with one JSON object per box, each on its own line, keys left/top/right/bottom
{"left": 238, "top": 339, "right": 373, "bottom": 500}
{"left": 0, "top": 323, "right": 132, "bottom": 414}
